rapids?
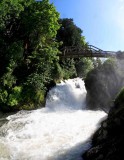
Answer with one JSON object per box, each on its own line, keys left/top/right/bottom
{"left": 0, "top": 78, "right": 106, "bottom": 160}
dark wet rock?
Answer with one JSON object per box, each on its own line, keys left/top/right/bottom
{"left": 85, "top": 58, "right": 124, "bottom": 112}
{"left": 82, "top": 88, "right": 124, "bottom": 160}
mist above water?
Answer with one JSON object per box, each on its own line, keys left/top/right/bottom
{"left": 0, "top": 78, "right": 106, "bottom": 160}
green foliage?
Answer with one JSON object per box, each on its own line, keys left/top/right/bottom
{"left": 0, "top": 0, "right": 94, "bottom": 112}
{"left": 7, "top": 86, "right": 22, "bottom": 106}
{"left": 92, "top": 58, "right": 102, "bottom": 68}
{"left": 0, "top": 86, "right": 22, "bottom": 111}
{"left": 52, "top": 63, "right": 64, "bottom": 83}
{"left": 20, "top": 85, "right": 45, "bottom": 110}
{"left": 75, "top": 58, "right": 94, "bottom": 78}
{"left": 0, "top": 0, "right": 60, "bottom": 111}
{"left": 56, "top": 18, "right": 86, "bottom": 47}
{"left": 60, "top": 58, "right": 77, "bottom": 79}
{"left": 103, "top": 57, "right": 116, "bottom": 67}
{"left": 56, "top": 18, "right": 91, "bottom": 80}
{"left": 6, "top": 42, "right": 24, "bottom": 61}
{"left": 0, "top": 90, "right": 8, "bottom": 104}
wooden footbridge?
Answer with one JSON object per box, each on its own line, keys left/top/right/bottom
{"left": 60, "top": 45, "right": 116, "bottom": 58}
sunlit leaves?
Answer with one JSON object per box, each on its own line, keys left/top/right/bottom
{"left": 0, "top": 0, "right": 60, "bottom": 110}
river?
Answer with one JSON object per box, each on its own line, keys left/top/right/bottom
{"left": 0, "top": 78, "right": 106, "bottom": 160}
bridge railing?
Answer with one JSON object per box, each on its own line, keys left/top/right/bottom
{"left": 89, "top": 45, "right": 116, "bottom": 55}
{"left": 60, "top": 45, "right": 116, "bottom": 58}
{"left": 60, "top": 46, "right": 90, "bottom": 55}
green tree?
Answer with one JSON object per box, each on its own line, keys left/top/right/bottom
{"left": 56, "top": 18, "right": 88, "bottom": 79}
{"left": 56, "top": 18, "right": 86, "bottom": 47}
{"left": 75, "top": 58, "right": 94, "bottom": 78}
{"left": 0, "top": 0, "right": 60, "bottom": 111}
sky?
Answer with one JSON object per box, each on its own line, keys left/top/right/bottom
{"left": 50, "top": 0, "right": 124, "bottom": 51}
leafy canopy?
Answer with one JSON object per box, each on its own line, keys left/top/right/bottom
{"left": 0, "top": 0, "right": 60, "bottom": 111}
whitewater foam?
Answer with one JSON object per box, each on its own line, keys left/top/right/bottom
{"left": 0, "top": 78, "right": 106, "bottom": 160}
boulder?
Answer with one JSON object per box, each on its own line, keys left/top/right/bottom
{"left": 82, "top": 88, "right": 124, "bottom": 160}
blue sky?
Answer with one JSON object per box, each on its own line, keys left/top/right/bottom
{"left": 50, "top": 0, "right": 124, "bottom": 51}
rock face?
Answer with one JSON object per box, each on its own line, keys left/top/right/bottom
{"left": 85, "top": 58, "right": 124, "bottom": 112}
{"left": 82, "top": 88, "right": 124, "bottom": 160}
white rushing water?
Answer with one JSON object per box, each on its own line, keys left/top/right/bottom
{"left": 0, "top": 78, "right": 107, "bottom": 160}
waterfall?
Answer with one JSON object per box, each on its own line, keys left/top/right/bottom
{"left": 46, "top": 78, "right": 87, "bottom": 111}
{"left": 0, "top": 78, "right": 106, "bottom": 160}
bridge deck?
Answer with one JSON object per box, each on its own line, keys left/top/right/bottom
{"left": 60, "top": 45, "right": 116, "bottom": 58}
